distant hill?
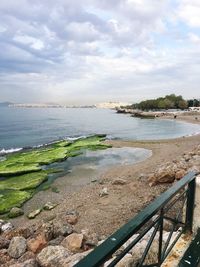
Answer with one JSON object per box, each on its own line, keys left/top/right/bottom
{"left": 0, "top": 102, "right": 12, "bottom": 107}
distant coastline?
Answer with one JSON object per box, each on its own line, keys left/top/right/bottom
{"left": 0, "top": 101, "right": 129, "bottom": 109}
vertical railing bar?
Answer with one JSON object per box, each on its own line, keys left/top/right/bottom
{"left": 106, "top": 219, "right": 160, "bottom": 267}
{"left": 158, "top": 208, "right": 164, "bottom": 266}
{"left": 163, "top": 229, "right": 184, "bottom": 261}
{"left": 161, "top": 223, "right": 176, "bottom": 260}
{"left": 162, "top": 192, "right": 188, "bottom": 260}
{"left": 137, "top": 223, "right": 160, "bottom": 267}
{"left": 185, "top": 179, "right": 196, "bottom": 232}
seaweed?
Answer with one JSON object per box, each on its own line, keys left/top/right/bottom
{"left": 0, "top": 135, "right": 111, "bottom": 214}
{"left": 0, "top": 190, "right": 33, "bottom": 214}
{"left": 0, "top": 171, "right": 49, "bottom": 190}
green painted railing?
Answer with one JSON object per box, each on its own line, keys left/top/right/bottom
{"left": 75, "top": 171, "right": 197, "bottom": 267}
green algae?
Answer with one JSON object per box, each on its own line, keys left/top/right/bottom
{"left": 0, "top": 135, "right": 111, "bottom": 214}
{"left": 0, "top": 171, "right": 49, "bottom": 191}
{"left": 0, "top": 135, "right": 110, "bottom": 176}
{"left": 0, "top": 190, "right": 33, "bottom": 214}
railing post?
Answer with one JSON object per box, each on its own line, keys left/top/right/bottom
{"left": 185, "top": 178, "right": 196, "bottom": 232}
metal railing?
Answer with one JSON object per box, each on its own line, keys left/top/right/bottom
{"left": 75, "top": 171, "right": 197, "bottom": 267}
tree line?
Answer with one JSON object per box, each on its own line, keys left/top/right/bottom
{"left": 126, "top": 94, "right": 200, "bottom": 111}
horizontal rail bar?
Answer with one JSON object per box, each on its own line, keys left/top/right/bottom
{"left": 75, "top": 171, "right": 196, "bottom": 267}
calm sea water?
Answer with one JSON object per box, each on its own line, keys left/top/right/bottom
{"left": 0, "top": 107, "right": 200, "bottom": 151}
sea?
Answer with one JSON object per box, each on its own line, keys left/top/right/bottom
{"left": 1, "top": 107, "right": 200, "bottom": 153}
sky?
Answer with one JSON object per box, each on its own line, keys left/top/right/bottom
{"left": 0, "top": 0, "right": 200, "bottom": 104}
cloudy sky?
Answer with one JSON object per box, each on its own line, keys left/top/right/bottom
{"left": 0, "top": 0, "right": 200, "bottom": 104}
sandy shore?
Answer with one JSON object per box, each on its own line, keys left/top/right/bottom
{"left": 9, "top": 113, "right": 200, "bottom": 237}
{"left": 161, "top": 113, "right": 200, "bottom": 125}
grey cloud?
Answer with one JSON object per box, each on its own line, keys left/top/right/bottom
{"left": 0, "top": 0, "right": 200, "bottom": 104}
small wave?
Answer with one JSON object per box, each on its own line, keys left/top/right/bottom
{"left": 0, "top": 147, "right": 23, "bottom": 155}
{"left": 185, "top": 131, "right": 200, "bottom": 137}
{"left": 0, "top": 134, "right": 107, "bottom": 155}
{"left": 66, "top": 135, "right": 87, "bottom": 141}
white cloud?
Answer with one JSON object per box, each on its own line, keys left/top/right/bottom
{"left": 177, "top": 0, "right": 200, "bottom": 27}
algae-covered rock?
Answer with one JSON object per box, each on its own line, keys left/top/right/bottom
{"left": 0, "top": 171, "right": 49, "bottom": 191}
{"left": 27, "top": 209, "right": 42, "bottom": 219}
{"left": 0, "top": 190, "right": 32, "bottom": 214}
{"left": 8, "top": 207, "right": 24, "bottom": 218}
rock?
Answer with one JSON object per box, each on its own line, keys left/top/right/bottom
{"left": 0, "top": 249, "right": 12, "bottom": 265}
{"left": 175, "top": 170, "right": 186, "bottom": 180}
{"left": 0, "top": 236, "right": 10, "bottom": 249}
{"left": 8, "top": 207, "right": 24, "bottom": 218}
{"left": 43, "top": 202, "right": 57, "bottom": 211}
{"left": 112, "top": 178, "right": 127, "bottom": 185}
{"left": 63, "top": 250, "right": 93, "bottom": 266}
{"left": 116, "top": 253, "right": 133, "bottom": 267}
{"left": 65, "top": 210, "right": 79, "bottom": 225}
{"left": 2, "top": 227, "right": 32, "bottom": 240}
{"left": 37, "top": 245, "right": 69, "bottom": 267}
{"left": 66, "top": 214, "right": 78, "bottom": 225}
{"left": 1, "top": 222, "right": 14, "bottom": 232}
{"left": 9, "top": 259, "right": 38, "bottom": 267}
{"left": 0, "top": 219, "right": 5, "bottom": 228}
{"left": 99, "top": 187, "right": 109, "bottom": 197}
{"left": 148, "top": 166, "right": 175, "bottom": 186}
{"left": 27, "top": 209, "right": 42, "bottom": 219}
{"left": 84, "top": 233, "right": 99, "bottom": 247}
{"left": 8, "top": 236, "right": 27, "bottom": 259}
{"left": 41, "top": 222, "right": 54, "bottom": 241}
{"left": 66, "top": 210, "right": 79, "bottom": 217}
{"left": 61, "top": 233, "right": 84, "bottom": 252}
{"left": 43, "top": 214, "right": 56, "bottom": 223}
{"left": 53, "top": 220, "right": 73, "bottom": 237}
{"left": 27, "top": 234, "right": 47, "bottom": 253}
{"left": 18, "top": 251, "right": 36, "bottom": 263}
{"left": 48, "top": 236, "right": 64, "bottom": 246}
{"left": 183, "top": 154, "right": 192, "bottom": 162}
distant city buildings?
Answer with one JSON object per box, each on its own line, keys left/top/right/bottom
{"left": 95, "top": 102, "right": 130, "bottom": 109}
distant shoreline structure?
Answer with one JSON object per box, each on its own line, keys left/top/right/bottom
{"left": 6, "top": 101, "right": 130, "bottom": 109}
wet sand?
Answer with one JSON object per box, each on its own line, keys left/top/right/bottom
{"left": 10, "top": 113, "right": 200, "bottom": 236}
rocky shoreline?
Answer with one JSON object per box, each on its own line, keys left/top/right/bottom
{"left": 116, "top": 108, "right": 200, "bottom": 123}
{"left": 1, "top": 131, "right": 200, "bottom": 266}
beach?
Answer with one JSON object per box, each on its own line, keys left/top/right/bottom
{"left": 9, "top": 115, "right": 200, "bottom": 237}
{"left": 1, "top": 114, "right": 200, "bottom": 267}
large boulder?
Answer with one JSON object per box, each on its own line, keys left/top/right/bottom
{"left": 61, "top": 233, "right": 84, "bottom": 252}
{"left": 27, "top": 234, "right": 47, "bottom": 253}
{"left": 148, "top": 165, "right": 176, "bottom": 186}
{"left": 37, "top": 245, "right": 69, "bottom": 267}
{"left": 8, "top": 236, "right": 27, "bottom": 259}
